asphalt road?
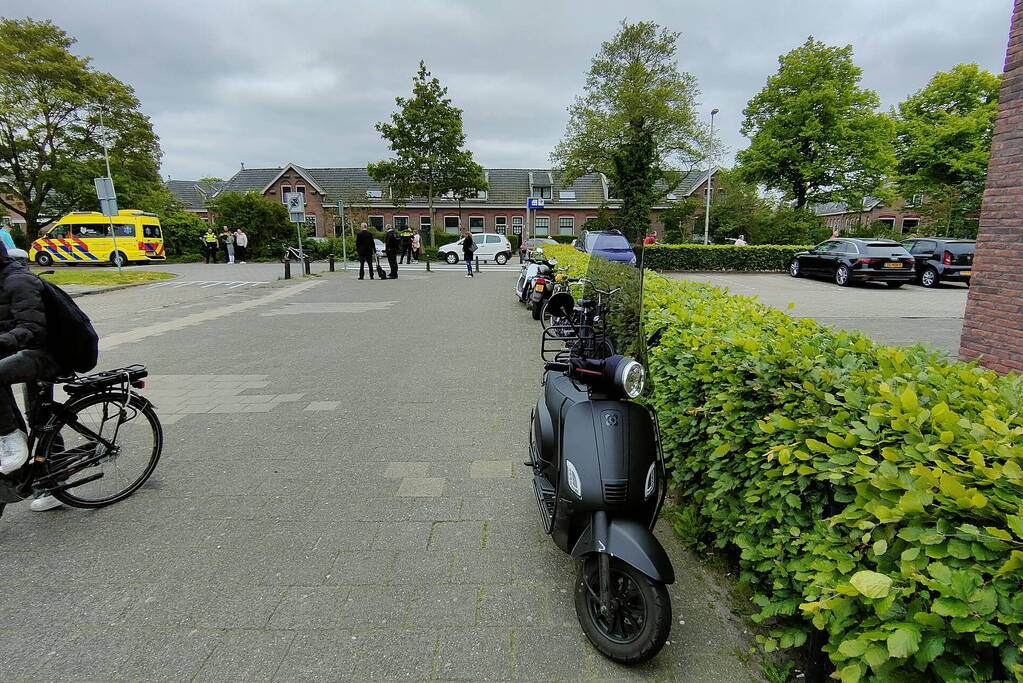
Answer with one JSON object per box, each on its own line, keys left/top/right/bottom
{"left": 667, "top": 272, "right": 968, "bottom": 355}
{"left": 0, "top": 267, "right": 759, "bottom": 681}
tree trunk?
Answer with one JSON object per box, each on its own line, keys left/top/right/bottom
{"left": 794, "top": 184, "right": 808, "bottom": 210}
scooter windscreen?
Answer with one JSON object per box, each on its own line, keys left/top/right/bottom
{"left": 578, "top": 229, "right": 646, "bottom": 368}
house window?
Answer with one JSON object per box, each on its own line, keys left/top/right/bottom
{"left": 666, "top": 193, "right": 677, "bottom": 201}
{"left": 534, "top": 216, "right": 550, "bottom": 236}
{"left": 531, "top": 186, "right": 552, "bottom": 199}
{"left": 296, "top": 186, "right": 305, "bottom": 196}
{"left": 420, "top": 216, "right": 431, "bottom": 230}
{"left": 305, "top": 215, "right": 316, "bottom": 234}
{"left": 369, "top": 216, "right": 384, "bottom": 229}
{"left": 394, "top": 216, "right": 408, "bottom": 229}
{"left": 907, "top": 193, "right": 923, "bottom": 207}
{"left": 281, "top": 185, "right": 291, "bottom": 203}
{"left": 444, "top": 216, "right": 460, "bottom": 233}
{"left": 465, "top": 188, "right": 488, "bottom": 200}
{"left": 495, "top": 216, "right": 507, "bottom": 234}
{"left": 558, "top": 216, "right": 574, "bottom": 235}
{"left": 366, "top": 190, "right": 383, "bottom": 199}
{"left": 469, "top": 216, "right": 484, "bottom": 233}
{"left": 512, "top": 216, "right": 523, "bottom": 235}
{"left": 902, "top": 217, "right": 920, "bottom": 231}
{"left": 559, "top": 191, "right": 576, "bottom": 201}
{"left": 878, "top": 217, "right": 896, "bottom": 229}
{"left": 607, "top": 184, "right": 620, "bottom": 200}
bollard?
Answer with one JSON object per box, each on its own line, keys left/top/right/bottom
{"left": 304, "top": 257, "right": 311, "bottom": 275}
{"left": 426, "top": 252, "right": 431, "bottom": 272}
{"left": 283, "top": 260, "right": 291, "bottom": 280}
{"left": 474, "top": 257, "right": 480, "bottom": 273}
{"left": 329, "top": 254, "right": 335, "bottom": 272}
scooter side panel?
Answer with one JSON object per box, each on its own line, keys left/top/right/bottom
{"left": 570, "top": 516, "right": 676, "bottom": 584}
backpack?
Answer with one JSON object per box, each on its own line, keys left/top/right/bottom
{"left": 38, "top": 277, "right": 99, "bottom": 373}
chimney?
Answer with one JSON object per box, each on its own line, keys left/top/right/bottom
{"left": 240, "top": 162, "right": 245, "bottom": 170}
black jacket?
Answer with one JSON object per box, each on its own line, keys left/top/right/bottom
{"left": 0, "top": 247, "right": 47, "bottom": 356}
{"left": 461, "top": 236, "right": 476, "bottom": 260}
{"left": 355, "top": 229, "right": 375, "bottom": 258}
{"left": 384, "top": 230, "right": 400, "bottom": 256}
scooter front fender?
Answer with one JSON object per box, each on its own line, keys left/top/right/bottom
{"left": 570, "top": 514, "right": 675, "bottom": 584}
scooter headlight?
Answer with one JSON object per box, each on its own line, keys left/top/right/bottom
{"left": 645, "top": 462, "right": 657, "bottom": 500}
{"left": 615, "top": 359, "right": 646, "bottom": 399}
{"left": 565, "top": 460, "right": 582, "bottom": 498}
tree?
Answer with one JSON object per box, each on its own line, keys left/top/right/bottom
{"left": 0, "top": 18, "right": 165, "bottom": 237}
{"left": 894, "top": 63, "right": 999, "bottom": 235}
{"left": 736, "top": 37, "right": 895, "bottom": 210}
{"left": 368, "top": 62, "right": 486, "bottom": 247}
{"left": 160, "top": 211, "right": 206, "bottom": 257}
{"left": 704, "top": 169, "right": 774, "bottom": 243}
{"left": 208, "top": 192, "right": 291, "bottom": 258}
{"left": 552, "top": 20, "right": 702, "bottom": 241}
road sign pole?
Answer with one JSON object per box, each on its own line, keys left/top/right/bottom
{"left": 338, "top": 201, "right": 347, "bottom": 270}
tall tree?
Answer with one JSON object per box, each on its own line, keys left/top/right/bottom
{"left": 894, "top": 63, "right": 1000, "bottom": 235}
{"left": 552, "top": 20, "right": 702, "bottom": 241}
{"left": 0, "top": 18, "right": 164, "bottom": 236}
{"left": 368, "top": 62, "right": 486, "bottom": 247}
{"left": 736, "top": 37, "right": 895, "bottom": 210}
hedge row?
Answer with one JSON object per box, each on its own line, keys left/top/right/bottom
{"left": 543, "top": 244, "right": 1023, "bottom": 682}
{"left": 642, "top": 244, "right": 810, "bottom": 272}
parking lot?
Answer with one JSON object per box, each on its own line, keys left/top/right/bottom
{"left": 667, "top": 272, "right": 969, "bottom": 355}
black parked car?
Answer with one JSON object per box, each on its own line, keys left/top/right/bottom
{"left": 789, "top": 238, "right": 916, "bottom": 288}
{"left": 901, "top": 238, "right": 974, "bottom": 287}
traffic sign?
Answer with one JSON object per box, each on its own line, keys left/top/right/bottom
{"left": 286, "top": 192, "right": 305, "bottom": 223}
{"left": 527, "top": 197, "right": 544, "bottom": 209}
{"left": 94, "top": 177, "right": 118, "bottom": 217}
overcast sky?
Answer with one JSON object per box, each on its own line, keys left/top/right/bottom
{"left": 5, "top": 0, "right": 1013, "bottom": 181}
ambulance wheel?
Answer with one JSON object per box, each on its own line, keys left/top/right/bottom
{"left": 36, "top": 252, "right": 54, "bottom": 267}
{"left": 110, "top": 251, "right": 128, "bottom": 267}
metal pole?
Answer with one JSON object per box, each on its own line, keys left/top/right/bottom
{"left": 703, "top": 108, "right": 718, "bottom": 246}
{"left": 295, "top": 220, "right": 304, "bottom": 261}
{"left": 99, "top": 110, "right": 122, "bottom": 273}
{"left": 338, "top": 201, "right": 347, "bottom": 270}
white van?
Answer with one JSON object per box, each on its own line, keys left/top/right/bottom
{"left": 438, "top": 233, "right": 513, "bottom": 265}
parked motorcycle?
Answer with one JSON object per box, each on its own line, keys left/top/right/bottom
{"left": 515, "top": 248, "right": 555, "bottom": 309}
{"left": 528, "top": 266, "right": 567, "bottom": 321}
{"left": 527, "top": 242, "right": 673, "bottom": 664}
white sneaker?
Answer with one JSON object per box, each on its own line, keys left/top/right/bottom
{"left": 30, "top": 495, "right": 62, "bottom": 512}
{"left": 465, "top": 274, "right": 471, "bottom": 278}
{"left": 0, "top": 430, "right": 28, "bottom": 475}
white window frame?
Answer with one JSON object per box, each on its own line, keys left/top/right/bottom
{"left": 559, "top": 191, "right": 576, "bottom": 201}
{"left": 281, "top": 185, "right": 291, "bottom": 203}
{"left": 444, "top": 215, "right": 460, "bottom": 233}
{"left": 495, "top": 216, "right": 507, "bottom": 235}
{"left": 901, "top": 217, "right": 920, "bottom": 230}
{"left": 305, "top": 215, "right": 316, "bottom": 233}
{"left": 534, "top": 216, "right": 550, "bottom": 236}
{"left": 511, "top": 215, "right": 523, "bottom": 235}
{"left": 393, "top": 216, "right": 409, "bottom": 229}
{"left": 366, "top": 189, "right": 383, "bottom": 199}
{"left": 468, "top": 216, "right": 485, "bottom": 233}
{"left": 531, "top": 186, "right": 552, "bottom": 200}
{"left": 878, "top": 217, "right": 896, "bottom": 229}
{"left": 369, "top": 216, "right": 384, "bottom": 230}
{"left": 558, "top": 216, "right": 575, "bottom": 236}
{"left": 296, "top": 185, "right": 305, "bottom": 195}
{"left": 420, "top": 216, "right": 431, "bottom": 229}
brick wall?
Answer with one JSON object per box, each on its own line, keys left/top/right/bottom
{"left": 959, "top": 1, "right": 1023, "bottom": 373}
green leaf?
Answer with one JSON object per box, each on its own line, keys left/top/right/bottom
{"left": 900, "top": 387, "right": 919, "bottom": 412}
{"left": 887, "top": 626, "right": 922, "bottom": 658}
{"left": 1003, "top": 460, "right": 1023, "bottom": 480}
{"left": 838, "top": 638, "right": 868, "bottom": 658}
{"left": 901, "top": 547, "right": 921, "bottom": 562}
{"left": 932, "top": 598, "right": 971, "bottom": 618}
{"left": 913, "top": 636, "right": 945, "bottom": 667}
{"left": 806, "top": 438, "right": 834, "bottom": 454}
{"left": 1007, "top": 515, "right": 1023, "bottom": 540}
{"left": 850, "top": 570, "right": 892, "bottom": 599}
{"left": 839, "top": 662, "right": 862, "bottom": 683}
{"left": 864, "top": 644, "right": 889, "bottom": 669}
{"left": 873, "top": 539, "right": 888, "bottom": 556}
{"left": 928, "top": 562, "right": 952, "bottom": 584}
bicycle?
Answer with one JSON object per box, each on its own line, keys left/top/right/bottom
{"left": 0, "top": 364, "right": 163, "bottom": 516}
{"left": 282, "top": 245, "right": 308, "bottom": 262}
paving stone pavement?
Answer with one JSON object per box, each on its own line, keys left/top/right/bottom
{"left": 0, "top": 269, "right": 761, "bottom": 682}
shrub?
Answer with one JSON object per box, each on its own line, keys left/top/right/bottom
{"left": 642, "top": 244, "right": 810, "bottom": 271}
{"left": 544, "top": 244, "right": 1023, "bottom": 682}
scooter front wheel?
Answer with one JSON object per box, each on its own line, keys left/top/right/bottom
{"left": 531, "top": 299, "right": 543, "bottom": 320}
{"left": 574, "top": 556, "right": 671, "bottom": 664}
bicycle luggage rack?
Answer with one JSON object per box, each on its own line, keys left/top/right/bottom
{"left": 63, "top": 364, "right": 148, "bottom": 395}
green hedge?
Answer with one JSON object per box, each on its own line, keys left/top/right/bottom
{"left": 544, "top": 244, "right": 1023, "bottom": 682}
{"left": 643, "top": 244, "right": 810, "bottom": 271}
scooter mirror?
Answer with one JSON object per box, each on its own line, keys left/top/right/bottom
{"left": 547, "top": 292, "right": 575, "bottom": 320}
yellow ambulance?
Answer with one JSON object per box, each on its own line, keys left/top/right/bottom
{"left": 29, "top": 210, "right": 166, "bottom": 267}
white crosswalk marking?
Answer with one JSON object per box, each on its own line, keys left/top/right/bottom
{"left": 146, "top": 280, "right": 265, "bottom": 289}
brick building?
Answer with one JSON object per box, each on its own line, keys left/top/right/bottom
{"left": 210, "top": 164, "right": 719, "bottom": 239}
{"left": 813, "top": 195, "right": 925, "bottom": 234}
{"left": 960, "top": 2, "right": 1023, "bottom": 374}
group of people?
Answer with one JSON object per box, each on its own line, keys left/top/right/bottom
{"left": 354, "top": 223, "right": 422, "bottom": 280}
{"left": 201, "top": 226, "right": 248, "bottom": 264}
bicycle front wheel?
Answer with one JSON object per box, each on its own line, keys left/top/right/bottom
{"left": 41, "top": 392, "right": 163, "bottom": 508}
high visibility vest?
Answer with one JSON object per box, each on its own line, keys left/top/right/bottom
{"left": 203, "top": 233, "right": 217, "bottom": 244}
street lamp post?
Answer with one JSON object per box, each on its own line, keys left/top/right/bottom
{"left": 703, "top": 108, "right": 719, "bottom": 246}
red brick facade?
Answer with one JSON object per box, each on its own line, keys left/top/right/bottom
{"left": 959, "top": 2, "right": 1023, "bottom": 373}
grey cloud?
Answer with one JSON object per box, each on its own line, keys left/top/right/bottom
{"left": 2, "top": 0, "right": 1012, "bottom": 180}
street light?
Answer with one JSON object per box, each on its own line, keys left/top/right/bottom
{"left": 703, "top": 108, "right": 719, "bottom": 245}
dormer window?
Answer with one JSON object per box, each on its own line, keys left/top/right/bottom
{"left": 465, "top": 188, "right": 488, "bottom": 200}
{"left": 531, "top": 186, "right": 552, "bottom": 199}
{"left": 559, "top": 191, "right": 575, "bottom": 201}
{"left": 366, "top": 190, "right": 383, "bottom": 199}
{"left": 607, "top": 184, "right": 620, "bottom": 200}
{"left": 666, "top": 193, "right": 677, "bottom": 201}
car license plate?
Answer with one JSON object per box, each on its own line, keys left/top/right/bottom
{"left": 884, "top": 262, "right": 903, "bottom": 268}
{"left": 534, "top": 284, "right": 545, "bottom": 292}
{"left": 962, "top": 270, "right": 972, "bottom": 276}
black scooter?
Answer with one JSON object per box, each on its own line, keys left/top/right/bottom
{"left": 527, "top": 254, "right": 673, "bottom": 664}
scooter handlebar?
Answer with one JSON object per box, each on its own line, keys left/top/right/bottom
{"left": 544, "top": 361, "right": 570, "bottom": 373}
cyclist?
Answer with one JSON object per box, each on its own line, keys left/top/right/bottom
{"left": 0, "top": 242, "right": 65, "bottom": 511}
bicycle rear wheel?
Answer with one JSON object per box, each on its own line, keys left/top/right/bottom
{"left": 40, "top": 392, "right": 163, "bottom": 508}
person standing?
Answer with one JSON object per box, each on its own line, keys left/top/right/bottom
{"left": 220, "top": 227, "right": 235, "bottom": 264}
{"left": 643, "top": 232, "right": 657, "bottom": 245}
{"left": 398, "top": 225, "right": 413, "bottom": 264}
{"left": 201, "top": 228, "right": 218, "bottom": 263}
{"left": 0, "top": 224, "right": 16, "bottom": 252}
{"left": 461, "top": 229, "right": 476, "bottom": 277}
{"left": 411, "top": 230, "right": 421, "bottom": 263}
{"left": 355, "top": 222, "right": 375, "bottom": 280}
{"left": 384, "top": 224, "right": 400, "bottom": 279}
{"left": 234, "top": 228, "right": 248, "bottom": 263}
